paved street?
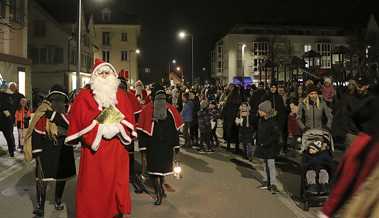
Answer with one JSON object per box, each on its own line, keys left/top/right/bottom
{"left": 0, "top": 129, "right": 320, "bottom": 218}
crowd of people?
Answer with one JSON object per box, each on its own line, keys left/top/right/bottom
{"left": 1, "top": 58, "right": 379, "bottom": 217}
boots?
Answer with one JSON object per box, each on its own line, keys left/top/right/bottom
{"left": 153, "top": 176, "right": 162, "bottom": 205}
{"left": 160, "top": 177, "right": 167, "bottom": 198}
{"left": 33, "top": 182, "right": 46, "bottom": 217}
{"left": 54, "top": 181, "right": 66, "bottom": 210}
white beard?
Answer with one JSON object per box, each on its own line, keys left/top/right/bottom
{"left": 91, "top": 75, "right": 120, "bottom": 108}
{"left": 136, "top": 86, "right": 143, "bottom": 96}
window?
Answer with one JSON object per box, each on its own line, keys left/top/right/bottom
{"left": 253, "top": 58, "right": 264, "bottom": 72}
{"left": 253, "top": 41, "right": 269, "bottom": 56}
{"left": 121, "top": 51, "right": 128, "bottom": 61}
{"left": 317, "top": 42, "right": 332, "bottom": 68}
{"left": 102, "top": 51, "right": 110, "bottom": 62}
{"left": 18, "top": 70, "right": 25, "bottom": 95}
{"left": 102, "top": 8, "right": 111, "bottom": 22}
{"left": 304, "top": 44, "right": 312, "bottom": 52}
{"left": 0, "top": 1, "right": 6, "bottom": 18}
{"left": 70, "top": 50, "right": 77, "bottom": 65}
{"left": 39, "top": 48, "right": 47, "bottom": 64}
{"left": 102, "top": 32, "right": 110, "bottom": 45}
{"left": 121, "top": 32, "right": 128, "bottom": 41}
{"left": 30, "top": 48, "right": 39, "bottom": 64}
{"left": 34, "top": 20, "right": 46, "bottom": 37}
{"left": 54, "top": 48, "right": 64, "bottom": 64}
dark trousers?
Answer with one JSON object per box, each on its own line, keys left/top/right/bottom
{"left": 190, "top": 123, "right": 199, "bottom": 145}
{"left": 0, "top": 126, "right": 15, "bottom": 156}
{"left": 199, "top": 131, "right": 211, "bottom": 149}
{"left": 183, "top": 122, "right": 192, "bottom": 146}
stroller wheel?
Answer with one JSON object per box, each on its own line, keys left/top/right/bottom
{"left": 302, "top": 201, "right": 309, "bottom": 211}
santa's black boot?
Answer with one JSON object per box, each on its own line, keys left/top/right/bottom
{"left": 33, "top": 182, "right": 46, "bottom": 217}
{"left": 54, "top": 181, "right": 66, "bottom": 210}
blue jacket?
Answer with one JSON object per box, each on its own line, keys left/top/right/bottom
{"left": 181, "top": 101, "right": 193, "bottom": 122}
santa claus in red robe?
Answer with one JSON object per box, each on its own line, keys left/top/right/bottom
{"left": 65, "top": 59, "right": 136, "bottom": 218}
{"left": 131, "top": 80, "right": 150, "bottom": 106}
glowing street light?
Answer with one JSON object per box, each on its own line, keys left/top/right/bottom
{"left": 176, "top": 67, "right": 181, "bottom": 71}
{"left": 177, "top": 30, "right": 194, "bottom": 83}
{"left": 172, "top": 59, "right": 176, "bottom": 64}
{"left": 178, "top": 31, "right": 187, "bottom": 39}
{"left": 136, "top": 49, "right": 141, "bottom": 54}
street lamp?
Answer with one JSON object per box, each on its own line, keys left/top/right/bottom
{"left": 129, "top": 49, "right": 140, "bottom": 83}
{"left": 76, "top": 0, "right": 83, "bottom": 90}
{"left": 178, "top": 30, "right": 194, "bottom": 83}
{"left": 176, "top": 66, "right": 181, "bottom": 72}
{"left": 241, "top": 44, "right": 247, "bottom": 77}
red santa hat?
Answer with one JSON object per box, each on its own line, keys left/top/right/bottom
{"left": 118, "top": 69, "right": 129, "bottom": 81}
{"left": 135, "top": 80, "right": 144, "bottom": 87}
{"left": 92, "top": 58, "right": 118, "bottom": 78}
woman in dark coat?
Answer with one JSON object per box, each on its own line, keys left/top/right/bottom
{"left": 222, "top": 86, "right": 241, "bottom": 153}
{"left": 137, "top": 85, "right": 183, "bottom": 205}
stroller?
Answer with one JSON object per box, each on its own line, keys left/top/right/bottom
{"left": 299, "top": 129, "right": 335, "bottom": 211}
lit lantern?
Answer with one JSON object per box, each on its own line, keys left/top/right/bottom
{"left": 173, "top": 160, "right": 182, "bottom": 179}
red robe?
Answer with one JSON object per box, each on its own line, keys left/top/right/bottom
{"left": 136, "top": 102, "right": 183, "bottom": 136}
{"left": 130, "top": 89, "right": 151, "bottom": 106}
{"left": 65, "top": 88, "right": 136, "bottom": 218}
{"left": 126, "top": 90, "right": 142, "bottom": 114}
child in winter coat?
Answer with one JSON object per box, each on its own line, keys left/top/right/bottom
{"left": 235, "top": 102, "right": 254, "bottom": 161}
{"left": 197, "top": 100, "right": 213, "bottom": 153}
{"left": 255, "top": 100, "right": 280, "bottom": 194}
{"left": 287, "top": 100, "right": 302, "bottom": 150}
{"left": 15, "top": 98, "right": 31, "bottom": 152}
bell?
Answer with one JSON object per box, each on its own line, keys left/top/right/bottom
{"left": 173, "top": 160, "right": 182, "bottom": 179}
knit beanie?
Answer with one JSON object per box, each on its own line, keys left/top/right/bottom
{"left": 200, "top": 100, "right": 208, "bottom": 110}
{"left": 258, "top": 100, "right": 273, "bottom": 114}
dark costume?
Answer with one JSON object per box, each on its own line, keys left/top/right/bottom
{"left": 0, "top": 91, "right": 16, "bottom": 157}
{"left": 137, "top": 86, "right": 183, "bottom": 205}
{"left": 24, "top": 87, "right": 76, "bottom": 217}
{"left": 222, "top": 90, "right": 241, "bottom": 152}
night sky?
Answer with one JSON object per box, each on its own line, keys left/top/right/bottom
{"left": 90, "top": 0, "right": 378, "bottom": 83}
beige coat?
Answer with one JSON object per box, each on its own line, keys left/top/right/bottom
{"left": 341, "top": 164, "right": 379, "bottom": 218}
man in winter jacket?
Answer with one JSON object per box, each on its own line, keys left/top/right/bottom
{"left": 254, "top": 100, "right": 280, "bottom": 194}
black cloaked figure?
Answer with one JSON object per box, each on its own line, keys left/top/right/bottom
{"left": 136, "top": 84, "right": 183, "bottom": 205}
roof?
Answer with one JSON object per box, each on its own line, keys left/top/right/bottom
{"left": 228, "top": 24, "right": 347, "bottom": 37}
{"left": 34, "top": 0, "right": 80, "bottom": 23}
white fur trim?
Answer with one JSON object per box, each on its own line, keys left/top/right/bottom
{"left": 32, "top": 149, "right": 43, "bottom": 153}
{"left": 147, "top": 171, "right": 174, "bottom": 176}
{"left": 91, "top": 125, "right": 104, "bottom": 151}
{"left": 34, "top": 129, "right": 46, "bottom": 135}
{"left": 47, "top": 91, "right": 68, "bottom": 99}
{"left": 134, "top": 109, "right": 142, "bottom": 114}
{"left": 49, "top": 111, "right": 56, "bottom": 121}
{"left": 117, "top": 123, "right": 132, "bottom": 145}
{"left": 121, "top": 119, "right": 137, "bottom": 137}
{"left": 168, "top": 108, "right": 183, "bottom": 130}
{"left": 64, "top": 120, "right": 98, "bottom": 144}
{"left": 92, "top": 62, "right": 118, "bottom": 77}
{"left": 61, "top": 114, "right": 69, "bottom": 124}
{"left": 317, "top": 212, "right": 329, "bottom": 218}
{"left": 136, "top": 121, "right": 154, "bottom": 136}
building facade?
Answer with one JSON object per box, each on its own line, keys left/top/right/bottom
{"left": 93, "top": 8, "right": 141, "bottom": 84}
{"left": 211, "top": 24, "right": 350, "bottom": 84}
{"left": 29, "top": 0, "right": 94, "bottom": 93}
{"left": 0, "top": 0, "right": 31, "bottom": 97}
